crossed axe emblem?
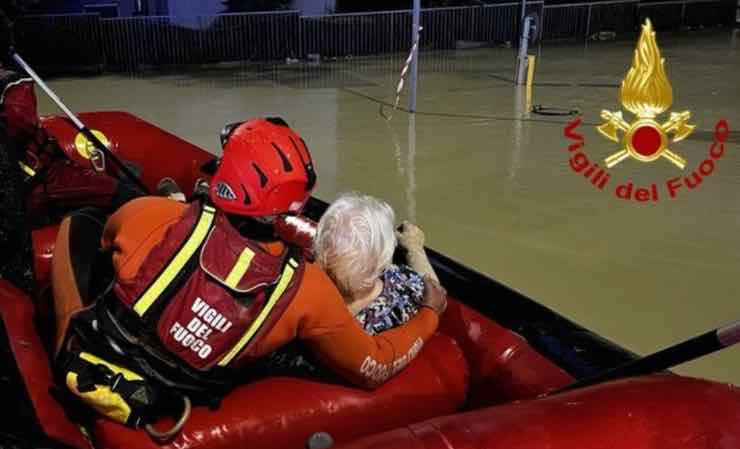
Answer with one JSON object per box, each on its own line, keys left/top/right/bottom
{"left": 598, "top": 110, "right": 694, "bottom": 169}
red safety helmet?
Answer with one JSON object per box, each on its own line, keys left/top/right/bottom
{"left": 208, "top": 117, "right": 316, "bottom": 217}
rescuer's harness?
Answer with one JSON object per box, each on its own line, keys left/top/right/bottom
{"left": 57, "top": 201, "right": 305, "bottom": 441}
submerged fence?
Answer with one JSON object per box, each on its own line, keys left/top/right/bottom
{"left": 13, "top": 0, "right": 733, "bottom": 72}
{"left": 542, "top": 0, "right": 728, "bottom": 41}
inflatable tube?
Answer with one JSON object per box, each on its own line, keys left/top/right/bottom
{"left": 41, "top": 111, "right": 214, "bottom": 196}
{"left": 0, "top": 280, "right": 88, "bottom": 449}
{"left": 31, "top": 224, "right": 58, "bottom": 288}
{"left": 274, "top": 215, "right": 317, "bottom": 259}
{"left": 336, "top": 374, "right": 740, "bottom": 449}
{"left": 94, "top": 335, "right": 469, "bottom": 449}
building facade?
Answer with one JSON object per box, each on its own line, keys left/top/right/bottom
{"left": 27, "top": 0, "right": 336, "bottom": 16}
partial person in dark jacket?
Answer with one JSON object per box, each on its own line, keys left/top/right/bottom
{"left": 0, "top": 3, "right": 34, "bottom": 293}
{"left": 0, "top": 108, "right": 34, "bottom": 293}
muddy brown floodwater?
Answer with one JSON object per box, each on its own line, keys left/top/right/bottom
{"left": 38, "top": 27, "right": 740, "bottom": 385}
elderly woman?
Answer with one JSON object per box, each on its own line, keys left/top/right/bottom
{"left": 256, "top": 192, "right": 442, "bottom": 378}
{"left": 315, "top": 192, "right": 440, "bottom": 334}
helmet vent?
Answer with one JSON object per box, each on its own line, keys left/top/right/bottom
{"left": 266, "top": 117, "right": 290, "bottom": 128}
{"left": 293, "top": 137, "right": 315, "bottom": 191}
{"left": 288, "top": 136, "right": 307, "bottom": 165}
{"left": 252, "top": 162, "right": 269, "bottom": 188}
{"left": 271, "top": 143, "right": 293, "bottom": 172}
{"left": 219, "top": 121, "right": 244, "bottom": 148}
{"left": 241, "top": 185, "right": 252, "bottom": 205}
{"left": 305, "top": 164, "right": 316, "bottom": 191}
{"left": 216, "top": 182, "right": 237, "bottom": 200}
{"left": 299, "top": 138, "right": 313, "bottom": 163}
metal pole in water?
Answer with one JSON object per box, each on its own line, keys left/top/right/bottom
{"left": 409, "top": 0, "right": 421, "bottom": 113}
{"left": 515, "top": 15, "right": 532, "bottom": 85}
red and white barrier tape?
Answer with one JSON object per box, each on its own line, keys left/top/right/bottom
{"left": 381, "top": 26, "right": 423, "bottom": 121}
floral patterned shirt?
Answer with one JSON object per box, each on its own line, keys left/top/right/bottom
{"left": 355, "top": 264, "right": 424, "bottom": 335}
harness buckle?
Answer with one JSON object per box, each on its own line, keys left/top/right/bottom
{"left": 75, "top": 363, "right": 114, "bottom": 392}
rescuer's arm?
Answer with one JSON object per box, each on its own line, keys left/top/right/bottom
{"left": 296, "top": 264, "right": 445, "bottom": 389}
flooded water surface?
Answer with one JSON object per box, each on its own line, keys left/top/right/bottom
{"left": 38, "top": 28, "right": 740, "bottom": 384}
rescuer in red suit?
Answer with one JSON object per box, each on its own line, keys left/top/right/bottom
{"left": 52, "top": 118, "right": 447, "bottom": 396}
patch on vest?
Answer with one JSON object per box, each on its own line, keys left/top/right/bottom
{"left": 215, "top": 182, "right": 236, "bottom": 200}
{"left": 168, "top": 297, "right": 234, "bottom": 360}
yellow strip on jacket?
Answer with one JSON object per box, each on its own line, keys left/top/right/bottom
{"left": 218, "top": 258, "right": 298, "bottom": 366}
{"left": 133, "top": 205, "right": 215, "bottom": 316}
{"left": 224, "top": 247, "right": 256, "bottom": 290}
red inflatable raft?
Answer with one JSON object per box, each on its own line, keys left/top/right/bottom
{"left": 1, "top": 112, "right": 738, "bottom": 449}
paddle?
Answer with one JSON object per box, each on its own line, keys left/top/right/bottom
{"left": 555, "top": 320, "right": 740, "bottom": 393}
{"left": 9, "top": 50, "right": 150, "bottom": 194}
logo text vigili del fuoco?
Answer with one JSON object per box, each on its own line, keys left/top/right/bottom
{"left": 563, "top": 19, "right": 730, "bottom": 202}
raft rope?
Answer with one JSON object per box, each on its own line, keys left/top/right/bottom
{"left": 344, "top": 87, "right": 597, "bottom": 126}
{"left": 380, "top": 26, "right": 423, "bottom": 121}
{"left": 531, "top": 104, "right": 579, "bottom": 116}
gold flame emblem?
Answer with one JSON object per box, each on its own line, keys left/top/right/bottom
{"left": 598, "top": 19, "right": 694, "bottom": 169}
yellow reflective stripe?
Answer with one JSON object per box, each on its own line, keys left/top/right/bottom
{"left": 224, "top": 247, "right": 255, "bottom": 290}
{"left": 133, "top": 205, "right": 215, "bottom": 316}
{"left": 18, "top": 161, "right": 35, "bottom": 177}
{"left": 218, "top": 259, "right": 298, "bottom": 367}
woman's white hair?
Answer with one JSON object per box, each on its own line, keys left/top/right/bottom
{"left": 314, "top": 192, "right": 396, "bottom": 297}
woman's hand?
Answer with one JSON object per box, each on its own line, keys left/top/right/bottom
{"left": 421, "top": 276, "right": 447, "bottom": 316}
{"left": 397, "top": 221, "right": 425, "bottom": 250}
{"left": 399, "top": 221, "right": 440, "bottom": 283}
